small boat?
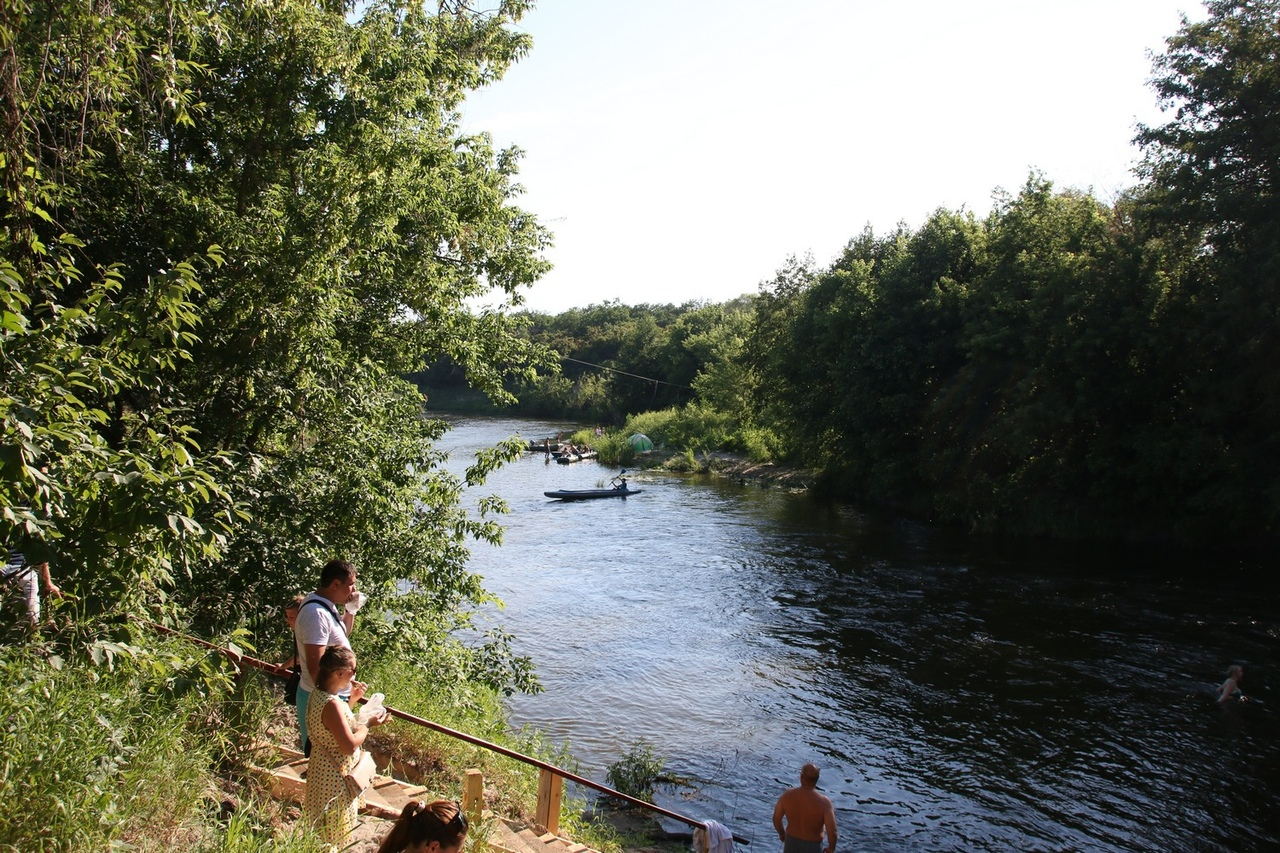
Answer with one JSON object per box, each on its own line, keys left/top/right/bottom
{"left": 544, "top": 487, "right": 643, "bottom": 501}
{"left": 555, "top": 450, "right": 598, "bottom": 464}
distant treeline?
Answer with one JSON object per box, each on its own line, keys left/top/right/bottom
{"left": 421, "top": 1, "right": 1280, "bottom": 543}
{"left": 414, "top": 298, "right": 747, "bottom": 420}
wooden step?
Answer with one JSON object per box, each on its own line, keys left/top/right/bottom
{"left": 253, "top": 743, "right": 604, "bottom": 853}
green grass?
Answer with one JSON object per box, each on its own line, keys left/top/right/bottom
{"left": 0, "top": 640, "right": 328, "bottom": 853}
{"left": 594, "top": 406, "right": 779, "bottom": 465}
{"left": 0, "top": 613, "right": 631, "bottom": 853}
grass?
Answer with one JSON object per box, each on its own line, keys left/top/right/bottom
{"left": 0, "top": 611, "right": 634, "bottom": 853}
{"left": 0, "top": 639, "right": 329, "bottom": 853}
{"left": 577, "top": 405, "right": 780, "bottom": 468}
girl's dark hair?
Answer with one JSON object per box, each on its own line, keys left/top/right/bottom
{"left": 316, "top": 645, "right": 356, "bottom": 688}
{"left": 377, "top": 799, "right": 468, "bottom": 853}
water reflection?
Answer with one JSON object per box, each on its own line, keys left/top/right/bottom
{"left": 439, "top": 416, "right": 1278, "bottom": 852}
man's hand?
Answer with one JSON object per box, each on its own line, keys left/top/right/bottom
{"left": 345, "top": 590, "right": 366, "bottom": 615}
{"left": 36, "top": 563, "right": 63, "bottom": 599}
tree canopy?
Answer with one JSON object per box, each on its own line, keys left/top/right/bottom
{"left": 1, "top": 0, "right": 549, "bottom": 686}
{"left": 472, "top": 2, "right": 1280, "bottom": 543}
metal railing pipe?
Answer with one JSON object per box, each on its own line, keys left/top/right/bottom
{"left": 146, "top": 622, "right": 746, "bottom": 841}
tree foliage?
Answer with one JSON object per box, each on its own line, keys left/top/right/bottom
{"left": 410, "top": 1, "right": 1280, "bottom": 545}
{"left": 1, "top": 0, "right": 550, "bottom": 689}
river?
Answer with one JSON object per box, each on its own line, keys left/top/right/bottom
{"left": 435, "top": 416, "right": 1278, "bottom": 852}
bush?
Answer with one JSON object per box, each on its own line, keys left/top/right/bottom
{"left": 604, "top": 741, "right": 665, "bottom": 804}
{"left": 586, "top": 431, "right": 636, "bottom": 466}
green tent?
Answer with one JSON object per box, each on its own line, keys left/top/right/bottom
{"left": 628, "top": 433, "right": 654, "bottom": 452}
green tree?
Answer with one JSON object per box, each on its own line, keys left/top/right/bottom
{"left": 1135, "top": 0, "right": 1280, "bottom": 534}
{"left": 938, "top": 178, "right": 1126, "bottom": 530}
{"left": 1, "top": 0, "right": 553, "bottom": 689}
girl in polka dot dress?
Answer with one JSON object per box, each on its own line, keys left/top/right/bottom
{"left": 304, "top": 645, "right": 387, "bottom": 846}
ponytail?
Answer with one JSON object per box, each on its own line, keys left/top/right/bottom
{"left": 377, "top": 799, "right": 468, "bottom": 853}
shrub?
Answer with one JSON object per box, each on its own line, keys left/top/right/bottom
{"left": 604, "top": 741, "right": 665, "bottom": 804}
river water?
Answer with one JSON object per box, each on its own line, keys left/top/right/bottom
{"left": 437, "top": 416, "right": 1279, "bottom": 852}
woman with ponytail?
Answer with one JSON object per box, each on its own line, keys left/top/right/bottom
{"left": 377, "top": 798, "right": 469, "bottom": 853}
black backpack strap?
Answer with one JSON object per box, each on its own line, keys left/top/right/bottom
{"left": 299, "top": 597, "right": 347, "bottom": 635}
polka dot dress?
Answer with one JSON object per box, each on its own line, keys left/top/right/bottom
{"left": 303, "top": 689, "right": 361, "bottom": 846}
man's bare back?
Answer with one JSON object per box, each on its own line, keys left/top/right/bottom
{"left": 773, "top": 763, "right": 837, "bottom": 853}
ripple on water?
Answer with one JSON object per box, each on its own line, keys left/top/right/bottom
{"left": 445, "top": 417, "right": 1280, "bottom": 852}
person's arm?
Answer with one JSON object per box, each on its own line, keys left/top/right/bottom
{"left": 342, "top": 611, "right": 354, "bottom": 634}
{"left": 823, "top": 798, "right": 837, "bottom": 853}
{"left": 303, "top": 643, "right": 325, "bottom": 684}
{"left": 772, "top": 797, "right": 786, "bottom": 842}
{"left": 321, "top": 695, "right": 368, "bottom": 755}
{"left": 35, "top": 562, "right": 61, "bottom": 598}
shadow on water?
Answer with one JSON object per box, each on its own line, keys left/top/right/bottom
{"left": 439, "top": 416, "right": 1280, "bottom": 852}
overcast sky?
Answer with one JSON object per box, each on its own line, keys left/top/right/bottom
{"left": 461, "top": 0, "right": 1202, "bottom": 314}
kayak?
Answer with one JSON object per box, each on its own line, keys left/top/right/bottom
{"left": 543, "top": 487, "right": 643, "bottom": 501}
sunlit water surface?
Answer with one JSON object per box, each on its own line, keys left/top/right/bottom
{"left": 436, "top": 416, "right": 1279, "bottom": 852}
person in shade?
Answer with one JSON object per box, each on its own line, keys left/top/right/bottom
{"left": 279, "top": 593, "right": 305, "bottom": 670}
{"left": 773, "top": 763, "right": 837, "bottom": 853}
{"left": 2, "top": 545, "right": 63, "bottom": 637}
{"left": 1217, "top": 664, "right": 1246, "bottom": 703}
{"left": 377, "top": 798, "right": 469, "bottom": 853}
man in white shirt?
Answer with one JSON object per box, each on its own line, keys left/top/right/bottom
{"left": 293, "top": 558, "right": 365, "bottom": 751}
{"left": 3, "top": 547, "right": 63, "bottom": 636}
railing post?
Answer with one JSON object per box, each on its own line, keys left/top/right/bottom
{"left": 535, "top": 768, "right": 563, "bottom": 836}
{"left": 149, "top": 624, "right": 739, "bottom": 843}
{"left": 463, "top": 768, "right": 484, "bottom": 825}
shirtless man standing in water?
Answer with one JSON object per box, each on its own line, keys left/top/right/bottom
{"left": 773, "top": 763, "right": 838, "bottom": 853}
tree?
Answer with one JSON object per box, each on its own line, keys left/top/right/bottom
{"left": 1, "top": 0, "right": 553, "bottom": 688}
{"left": 1136, "top": 0, "right": 1280, "bottom": 534}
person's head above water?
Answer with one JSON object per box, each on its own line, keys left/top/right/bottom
{"left": 800, "top": 763, "right": 820, "bottom": 787}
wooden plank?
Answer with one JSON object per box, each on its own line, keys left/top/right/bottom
{"left": 535, "top": 769, "right": 563, "bottom": 836}
{"left": 264, "top": 762, "right": 307, "bottom": 804}
{"left": 361, "top": 785, "right": 403, "bottom": 820}
{"left": 489, "top": 822, "right": 541, "bottom": 853}
{"left": 463, "top": 767, "right": 485, "bottom": 825}
{"left": 515, "top": 828, "right": 548, "bottom": 852}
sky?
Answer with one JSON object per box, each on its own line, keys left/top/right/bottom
{"left": 461, "top": 0, "right": 1204, "bottom": 314}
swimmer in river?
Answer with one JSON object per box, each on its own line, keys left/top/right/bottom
{"left": 1217, "top": 664, "right": 1245, "bottom": 703}
{"left": 773, "top": 763, "right": 837, "bottom": 853}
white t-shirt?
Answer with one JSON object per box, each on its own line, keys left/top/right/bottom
{"left": 293, "top": 593, "right": 350, "bottom": 693}
{"left": 3, "top": 549, "right": 39, "bottom": 622}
